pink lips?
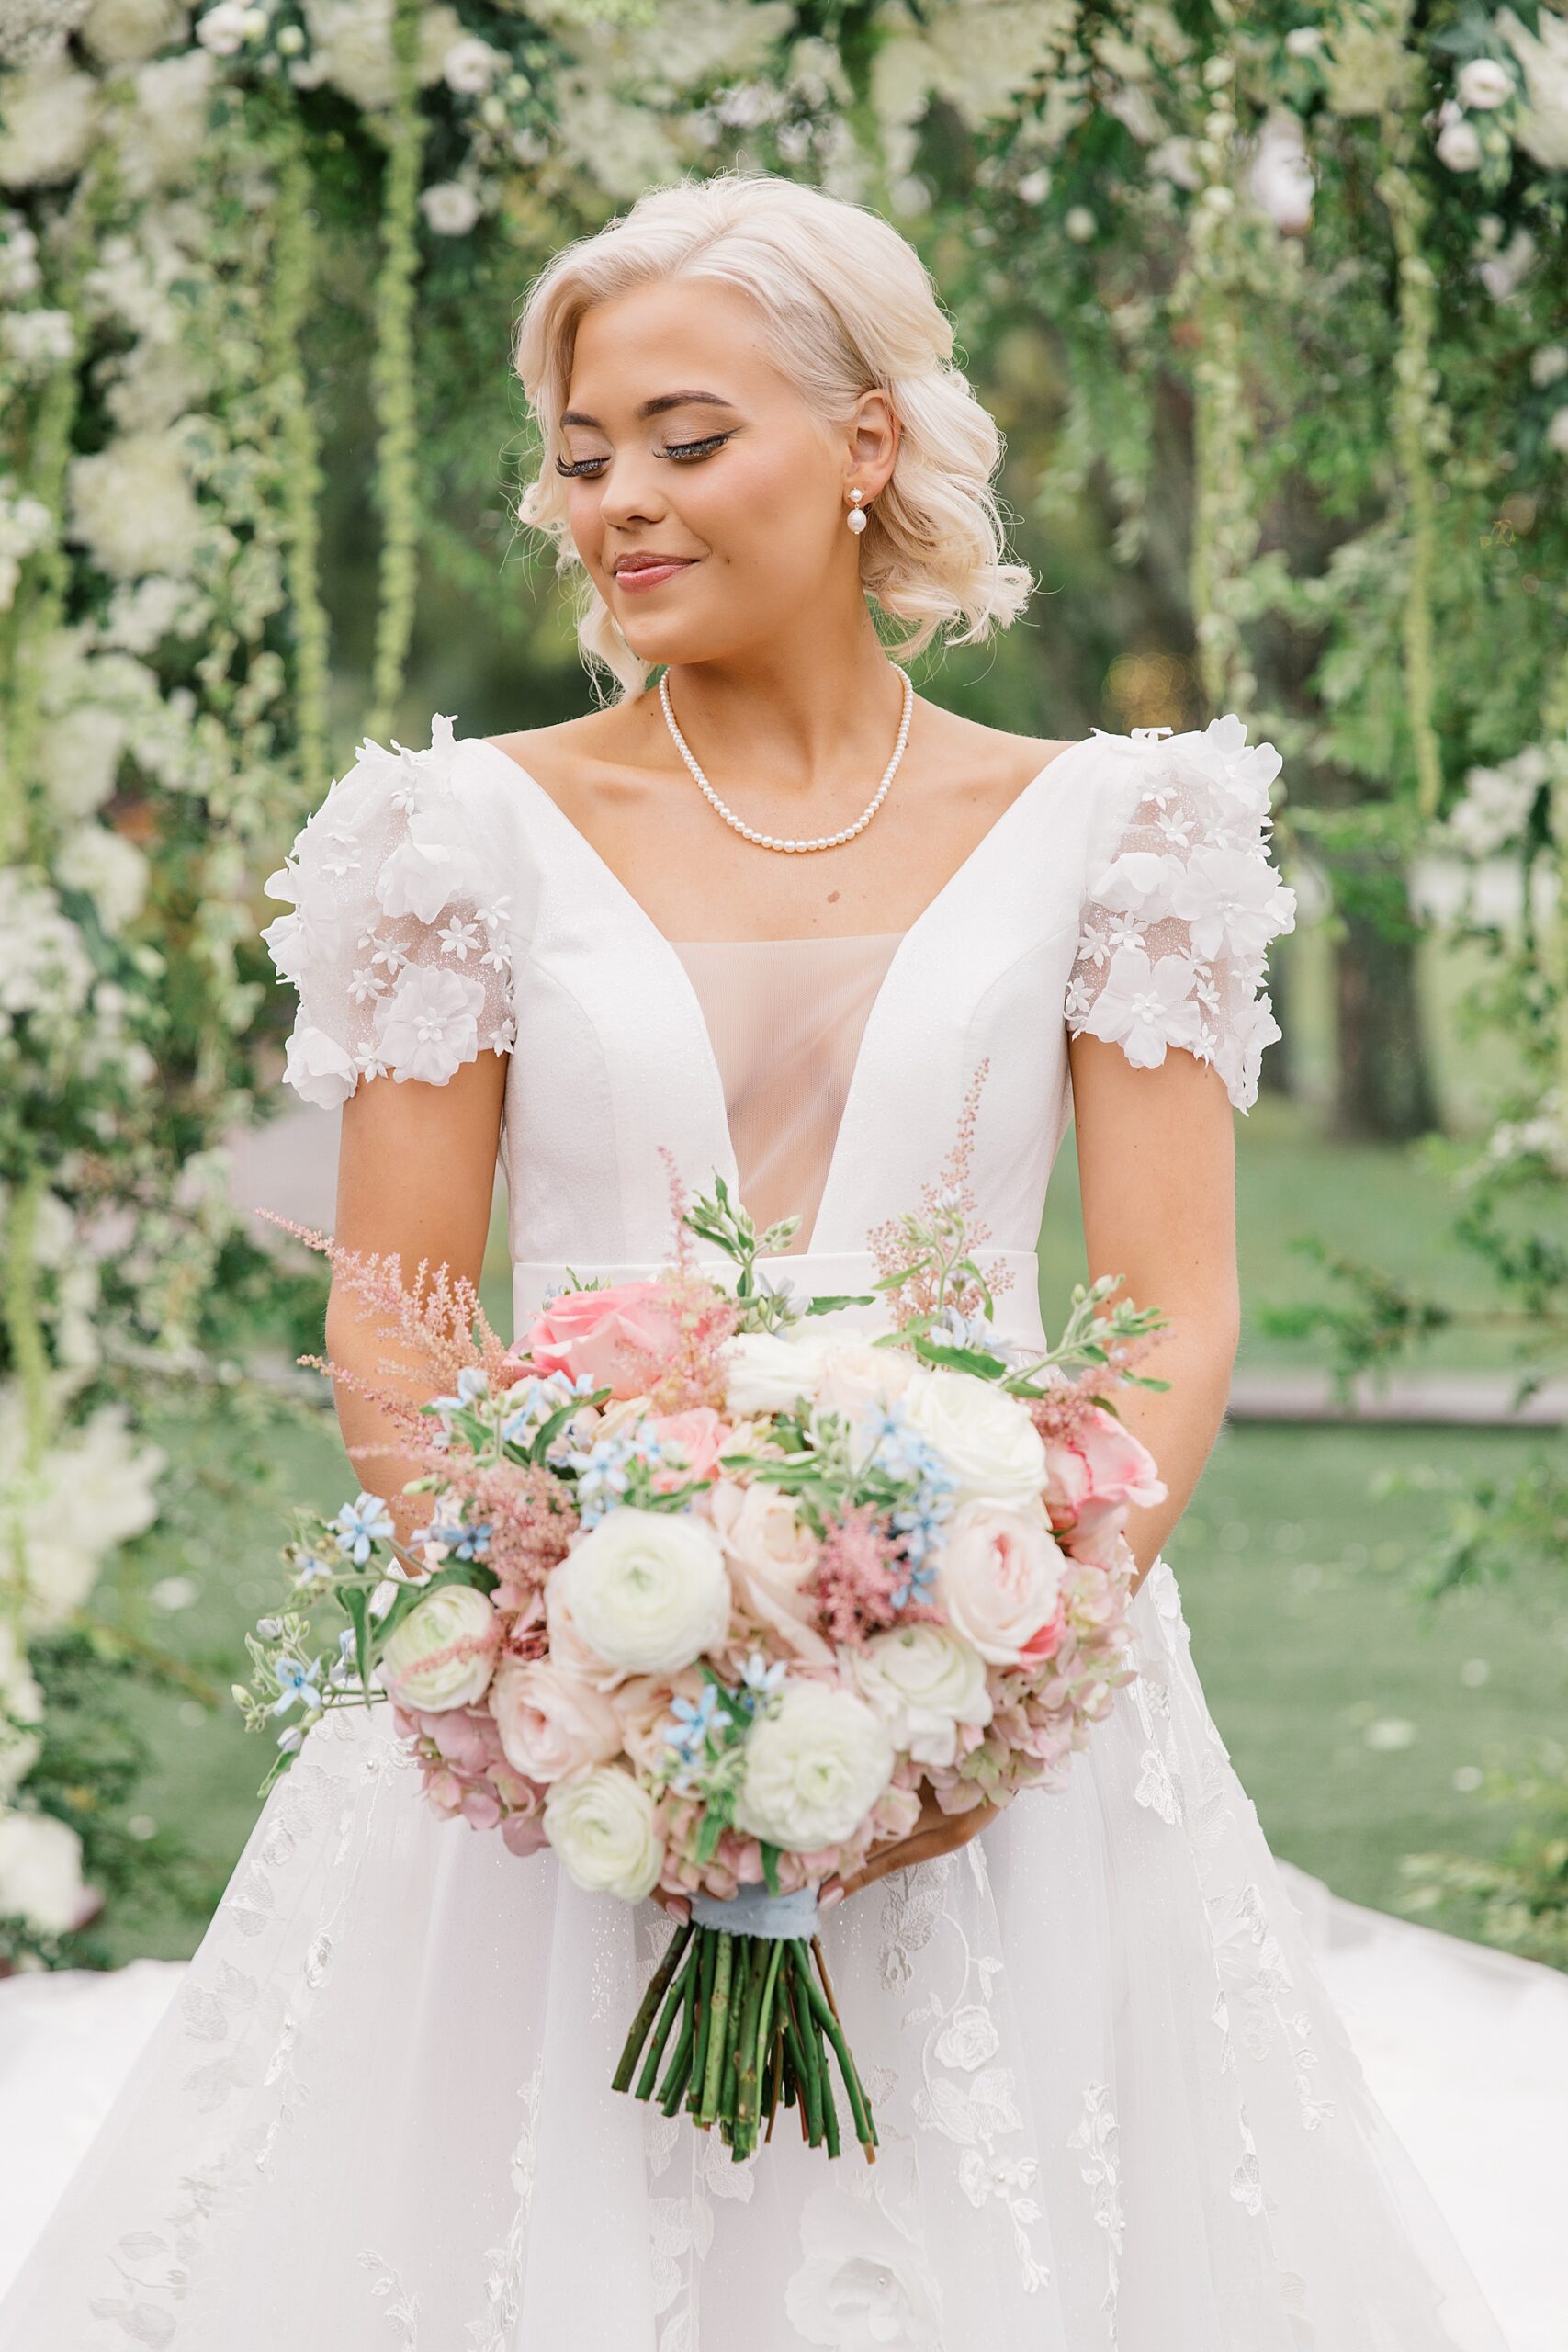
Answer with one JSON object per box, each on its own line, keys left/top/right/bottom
{"left": 614, "top": 558, "right": 695, "bottom": 593}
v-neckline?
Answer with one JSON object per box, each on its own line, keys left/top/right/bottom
{"left": 459, "top": 729, "right": 1094, "bottom": 1250}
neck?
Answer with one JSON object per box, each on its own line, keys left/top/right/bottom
{"left": 654, "top": 614, "right": 910, "bottom": 800}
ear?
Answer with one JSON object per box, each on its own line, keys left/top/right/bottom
{"left": 846, "top": 389, "right": 899, "bottom": 499}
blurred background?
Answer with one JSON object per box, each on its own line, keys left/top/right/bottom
{"left": 2, "top": 0, "right": 1565, "bottom": 1985}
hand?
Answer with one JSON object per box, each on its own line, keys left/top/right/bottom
{"left": 818, "top": 1787, "right": 1000, "bottom": 1910}
{"left": 653, "top": 1885, "right": 692, "bottom": 1926}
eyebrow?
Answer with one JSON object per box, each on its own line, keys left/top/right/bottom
{"left": 559, "top": 390, "right": 740, "bottom": 428}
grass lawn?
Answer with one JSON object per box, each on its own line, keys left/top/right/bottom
{"left": 1038, "top": 1088, "right": 1551, "bottom": 1375}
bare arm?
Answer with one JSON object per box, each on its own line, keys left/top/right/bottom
{"left": 325, "top": 1050, "right": 510, "bottom": 1547}
{"left": 1067, "top": 1029, "right": 1240, "bottom": 1592}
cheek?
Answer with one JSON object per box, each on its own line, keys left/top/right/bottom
{"left": 694, "top": 446, "right": 830, "bottom": 562}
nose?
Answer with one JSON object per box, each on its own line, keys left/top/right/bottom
{"left": 596, "top": 447, "right": 670, "bottom": 534}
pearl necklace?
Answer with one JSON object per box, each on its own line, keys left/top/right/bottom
{"left": 658, "top": 665, "right": 914, "bottom": 854}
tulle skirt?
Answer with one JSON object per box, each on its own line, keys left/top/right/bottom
{"left": 0, "top": 1559, "right": 1507, "bottom": 2351}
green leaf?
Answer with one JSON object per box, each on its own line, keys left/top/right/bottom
{"left": 760, "top": 1840, "right": 781, "bottom": 1898}
{"left": 804, "top": 1293, "right": 877, "bottom": 1314}
{"left": 912, "top": 1336, "right": 1009, "bottom": 1378}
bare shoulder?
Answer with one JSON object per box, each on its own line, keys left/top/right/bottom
{"left": 481, "top": 704, "right": 645, "bottom": 810}
{"left": 911, "top": 700, "right": 1077, "bottom": 797}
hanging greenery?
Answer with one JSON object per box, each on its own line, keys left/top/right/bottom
{"left": 2, "top": 0, "right": 1566, "bottom": 1968}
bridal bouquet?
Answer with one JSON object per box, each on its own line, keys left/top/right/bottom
{"left": 240, "top": 1080, "right": 1166, "bottom": 2164}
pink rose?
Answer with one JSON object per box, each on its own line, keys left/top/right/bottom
{"left": 521, "top": 1280, "right": 685, "bottom": 1401}
{"left": 709, "top": 1476, "right": 834, "bottom": 1668}
{"left": 937, "top": 1501, "right": 1067, "bottom": 1668}
{"left": 1045, "top": 1409, "right": 1165, "bottom": 1525}
{"left": 648, "top": 1407, "right": 730, "bottom": 1490}
{"left": 490, "top": 1655, "right": 624, "bottom": 1782}
{"left": 613, "top": 1667, "right": 705, "bottom": 1774}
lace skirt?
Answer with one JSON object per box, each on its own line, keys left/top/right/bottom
{"left": 0, "top": 1561, "right": 1506, "bottom": 2352}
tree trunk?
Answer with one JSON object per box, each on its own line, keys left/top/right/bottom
{"left": 1332, "top": 901, "right": 1438, "bottom": 1140}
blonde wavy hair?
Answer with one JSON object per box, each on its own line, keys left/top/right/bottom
{"left": 512, "top": 171, "right": 1033, "bottom": 702}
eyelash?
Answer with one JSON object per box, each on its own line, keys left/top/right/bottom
{"left": 554, "top": 432, "right": 733, "bottom": 479}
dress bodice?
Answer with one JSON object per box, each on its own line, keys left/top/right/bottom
{"left": 667, "top": 932, "right": 906, "bottom": 1256}
{"left": 261, "top": 711, "right": 1296, "bottom": 1349}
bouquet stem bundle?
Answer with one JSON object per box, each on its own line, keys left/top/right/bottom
{"left": 613, "top": 1916, "right": 878, "bottom": 2164}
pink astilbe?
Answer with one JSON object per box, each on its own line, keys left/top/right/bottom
{"left": 864, "top": 1059, "right": 1016, "bottom": 1326}
{"left": 809, "top": 1504, "right": 947, "bottom": 1646}
{"left": 256, "top": 1207, "right": 515, "bottom": 1435}
{"left": 1026, "top": 1338, "right": 1160, "bottom": 1448}
{"left": 454, "top": 1457, "right": 578, "bottom": 1596}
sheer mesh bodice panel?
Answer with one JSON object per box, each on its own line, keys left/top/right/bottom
{"left": 668, "top": 933, "right": 904, "bottom": 1253}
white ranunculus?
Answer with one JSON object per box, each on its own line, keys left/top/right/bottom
{"left": 732, "top": 1681, "right": 895, "bottom": 1852}
{"left": 0, "top": 1806, "right": 86, "bottom": 1936}
{"left": 550, "top": 1507, "right": 731, "bottom": 1678}
{"left": 900, "top": 1367, "right": 1047, "bottom": 1511}
{"left": 380, "top": 1582, "right": 498, "bottom": 1712}
{"left": 811, "top": 1338, "right": 918, "bottom": 1426}
{"left": 420, "top": 180, "right": 481, "bottom": 236}
{"left": 82, "top": 0, "right": 188, "bottom": 66}
{"left": 722, "top": 1327, "right": 833, "bottom": 1417}
{"left": 846, "top": 1623, "right": 992, "bottom": 1769}
{"left": 545, "top": 1762, "right": 663, "bottom": 1901}
{"left": 938, "top": 1500, "right": 1065, "bottom": 1669}
{"left": 0, "top": 56, "right": 98, "bottom": 189}
{"left": 67, "top": 430, "right": 205, "bottom": 582}
{"left": 54, "top": 825, "right": 149, "bottom": 930}
{"left": 1547, "top": 405, "right": 1568, "bottom": 458}
{"left": 490, "top": 1657, "right": 622, "bottom": 1783}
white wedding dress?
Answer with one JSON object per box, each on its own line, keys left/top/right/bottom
{"left": 0, "top": 711, "right": 1515, "bottom": 2350}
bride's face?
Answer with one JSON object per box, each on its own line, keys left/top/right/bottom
{"left": 556, "top": 277, "right": 886, "bottom": 668}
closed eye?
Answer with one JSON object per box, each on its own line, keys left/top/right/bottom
{"left": 554, "top": 432, "right": 735, "bottom": 479}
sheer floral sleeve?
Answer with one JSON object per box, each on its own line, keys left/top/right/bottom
{"left": 261, "top": 714, "right": 516, "bottom": 1109}
{"left": 1065, "top": 716, "right": 1296, "bottom": 1113}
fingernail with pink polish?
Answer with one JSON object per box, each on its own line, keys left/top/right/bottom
{"left": 821, "top": 1885, "right": 845, "bottom": 1910}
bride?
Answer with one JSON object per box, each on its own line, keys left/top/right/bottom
{"left": 0, "top": 172, "right": 1509, "bottom": 2350}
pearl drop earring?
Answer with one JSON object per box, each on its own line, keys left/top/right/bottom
{"left": 846, "top": 488, "right": 868, "bottom": 536}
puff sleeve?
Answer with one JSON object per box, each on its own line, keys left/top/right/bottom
{"left": 1065, "top": 716, "right": 1296, "bottom": 1113}
{"left": 261, "top": 714, "right": 516, "bottom": 1109}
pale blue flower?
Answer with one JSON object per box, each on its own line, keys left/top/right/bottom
{"left": 271, "top": 1656, "right": 324, "bottom": 1714}
{"left": 333, "top": 1492, "right": 395, "bottom": 1564}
